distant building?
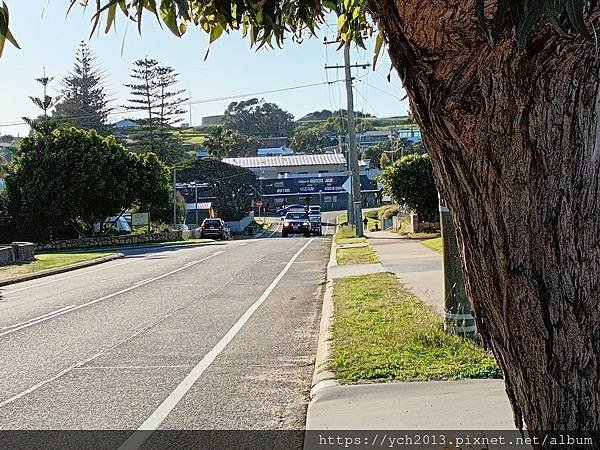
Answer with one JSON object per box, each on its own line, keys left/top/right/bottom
{"left": 257, "top": 146, "right": 294, "bottom": 157}
{"left": 357, "top": 130, "right": 390, "bottom": 147}
{"left": 355, "top": 128, "right": 422, "bottom": 148}
{"left": 257, "top": 136, "right": 288, "bottom": 149}
{"left": 112, "top": 119, "right": 140, "bottom": 129}
{"left": 201, "top": 115, "right": 225, "bottom": 126}
{"left": 223, "top": 153, "right": 382, "bottom": 211}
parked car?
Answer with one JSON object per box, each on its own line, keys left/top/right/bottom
{"left": 171, "top": 223, "right": 189, "bottom": 232}
{"left": 309, "top": 215, "right": 322, "bottom": 236}
{"left": 200, "top": 218, "right": 231, "bottom": 240}
{"left": 281, "top": 212, "right": 311, "bottom": 238}
{"left": 308, "top": 205, "right": 321, "bottom": 216}
{"left": 276, "top": 204, "right": 306, "bottom": 216}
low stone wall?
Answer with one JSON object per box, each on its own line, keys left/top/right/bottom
{"left": 35, "top": 231, "right": 183, "bottom": 251}
{"left": 0, "top": 242, "right": 35, "bottom": 265}
{"left": 0, "top": 246, "right": 15, "bottom": 264}
{"left": 12, "top": 242, "right": 35, "bottom": 261}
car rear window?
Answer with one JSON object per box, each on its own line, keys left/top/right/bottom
{"left": 204, "top": 220, "right": 221, "bottom": 225}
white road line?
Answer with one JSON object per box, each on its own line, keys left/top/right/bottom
{"left": 0, "top": 251, "right": 225, "bottom": 339}
{"left": 0, "top": 305, "right": 77, "bottom": 332}
{"left": 267, "top": 221, "right": 281, "bottom": 238}
{"left": 118, "top": 238, "right": 315, "bottom": 449}
{"left": 323, "top": 223, "right": 330, "bottom": 236}
{"left": 134, "top": 277, "right": 155, "bottom": 285}
{"left": 3, "top": 260, "right": 131, "bottom": 294}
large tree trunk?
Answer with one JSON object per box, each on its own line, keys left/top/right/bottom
{"left": 368, "top": 0, "right": 600, "bottom": 437}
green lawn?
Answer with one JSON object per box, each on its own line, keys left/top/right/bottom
{"left": 0, "top": 252, "right": 115, "bottom": 279}
{"left": 334, "top": 225, "right": 367, "bottom": 245}
{"left": 330, "top": 272, "right": 500, "bottom": 383}
{"left": 422, "top": 237, "right": 443, "bottom": 253}
{"left": 336, "top": 246, "right": 380, "bottom": 265}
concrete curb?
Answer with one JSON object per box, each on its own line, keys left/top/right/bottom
{"left": 310, "top": 235, "right": 340, "bottom": 399}
{"left": 0, "top": 253, "right": 125, "bottom": 287}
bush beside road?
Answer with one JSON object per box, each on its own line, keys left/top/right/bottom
{"left": 330, "top": 272, "right": 500, "bottom": 383}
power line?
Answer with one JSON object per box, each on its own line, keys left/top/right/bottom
{"left": 0, "top": 79, "right": 344, "bottom": 130}
{"left": 356, "top": 79, "right": 408, "bottom": 101}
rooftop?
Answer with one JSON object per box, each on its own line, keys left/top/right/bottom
{"left": 223, "top": 153, "right": 346, "bottom": 169}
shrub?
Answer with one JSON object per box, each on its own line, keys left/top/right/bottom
{"left": 378, "top": 153, "right": 439, "bottom": 221}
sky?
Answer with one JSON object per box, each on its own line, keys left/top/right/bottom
{"left": 0, "top": 1, "right": 409, "bottom": 137}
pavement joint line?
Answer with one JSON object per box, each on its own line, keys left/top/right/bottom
{"left": 118, "top": 238, "right": 316, "bottom": 449}
{"left": 0, "top": 251, "right": 225, "bottom": 339}
{"left": 0, "top": 305, "right": 78, "bottom": 332}
{"left": 2, "top": 260, "right": 131, "bottom": 294}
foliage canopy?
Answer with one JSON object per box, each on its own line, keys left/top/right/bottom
{"left": 379, "top": 153, "right": 438, "bottom": 222}
{"left": 1, "top": 1, "right": 597, "bottom": 60}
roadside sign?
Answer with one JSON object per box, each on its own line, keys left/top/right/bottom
{"left": 341, "top": 177, "right": 352, "bottom": 194}
{"left": 256, "top": 200, "right": 263, "bottom": 208}
{"left": 132, "top": 212, "right": 150, "bottom": 226}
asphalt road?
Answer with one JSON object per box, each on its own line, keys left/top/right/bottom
{"left": 0, "top": 217, "right": 336, "bottom": 447}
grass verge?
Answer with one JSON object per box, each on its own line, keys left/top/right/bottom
{"left": 422, "top": 237, "right": 443, "bottom": 253}
{"left": 334, "top": 225, "right": 366, "bottom": 245}
{"left": 331, "top": 272, "right": 500, "bottom": 383}
{"left": 0, "top": 252, "right": 115, "bottom": 279}
{"left": 336, "top": 246, "right": 380, "bottom": 265}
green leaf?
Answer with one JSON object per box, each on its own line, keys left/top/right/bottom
{"left": 209, "top": 23, "right": 224, "bottom": 43}
{"left": 566, "top": 0, "right": 592, "bottom": 40}
{"left": 372, "top": 32, "right": 385, "bottom": 70}
{"left": 160, "top": 1, "right": 182, "bottom": 36}
{"left": 105, "top": 3, "right": 117, "bottom": 34}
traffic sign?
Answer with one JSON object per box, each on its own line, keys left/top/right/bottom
{"left": 341, "top": 177, "right": 352, "bottom": 194}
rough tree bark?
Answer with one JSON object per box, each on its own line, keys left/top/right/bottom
{"left": 367, "top": 0, "right": 600, "bottom": 437}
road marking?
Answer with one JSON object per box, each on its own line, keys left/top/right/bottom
{"left": 134, "top": 277, "right": 155, "bottom": 285}
{"left": 239, "top": 242, "right": 248, "bottom": 246}
{"left": 3, "top": 260, "right": 131, "bottom": 294}
{"left": 119, "top": 238, "right": 315, "bottom": 449}
{"left": 267, "top": 221, "right": 281, "bottom": 238}
{"left": 323, "top": 223, "right": 330, "bottom": 236}
{"left": 0, "top": 307, "right": 184, "bottom": 409}
{"left": 0, "top": 305, "right": 77, "bottom": 332}
{"left": 0, "top": 251, "right": 225, "bottom": 339}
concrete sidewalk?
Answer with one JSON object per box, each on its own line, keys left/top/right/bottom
{"left": 306, "top": 228, "right": 516, "bottom": 433}
{"left": 307, "top": 379, "right": 514, "bottom": 430}
{"left": 365, "top": 230, "right": 444, "bottom": 313}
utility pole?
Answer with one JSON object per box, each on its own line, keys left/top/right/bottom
{"left": 343, "top": 42, "right": 363, "bottom": 237}
{"left": 172, "top": 168, "right": 177, "bottom": 226}
{"left": 439, "top": 195, "right": 476, "bottom": 340}
{"left": 325, "top": 39, "right": 369, "bottom": 235}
